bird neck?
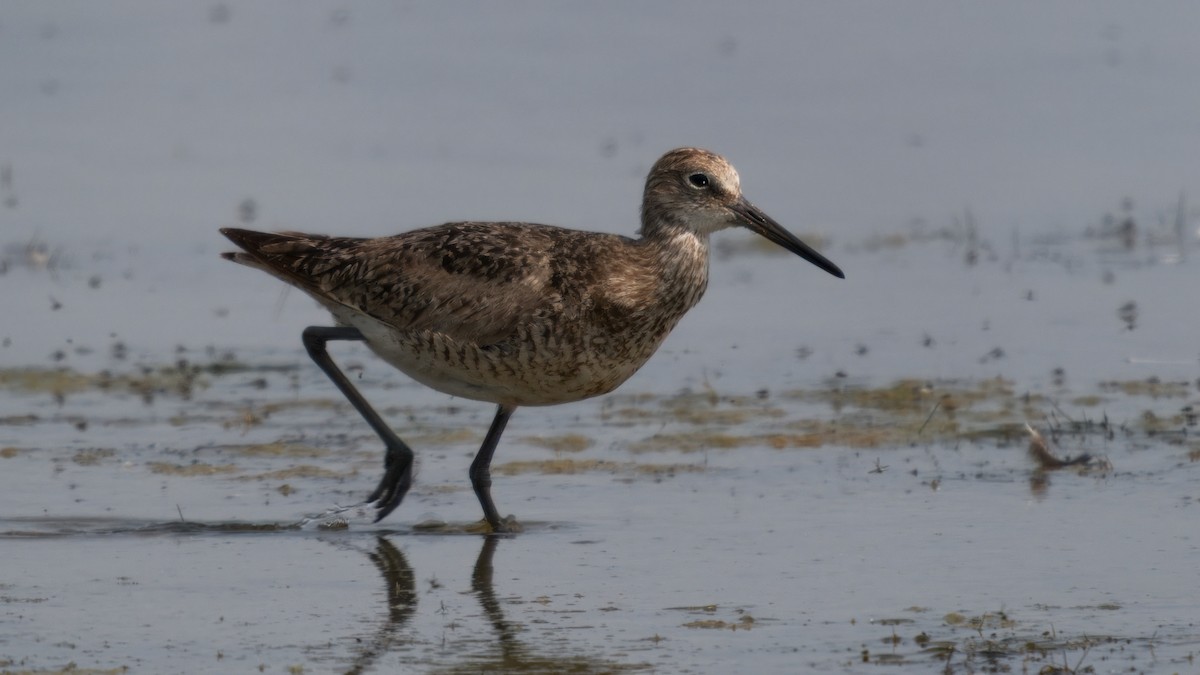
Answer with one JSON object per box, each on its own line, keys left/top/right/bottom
{"left": 639, "top": 220, "right": 711, "bottom": 311}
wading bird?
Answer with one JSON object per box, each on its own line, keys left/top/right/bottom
{"left": 221, "top": 147, "right": 843, "bottom": 531}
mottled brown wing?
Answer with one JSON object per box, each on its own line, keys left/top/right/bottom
{"left": 221, "top": 224, "right": 573, "bottom": 346}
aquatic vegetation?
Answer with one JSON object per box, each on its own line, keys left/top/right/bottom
{"left": 494, "top": 458, "right": 703, "bottom": 477}
{"left": 520, "top": 434, "right": 594, "bottom": 453}
{"left": 1099, "top": 377, "right": 1192, "bottom": 398}
{"left": 146, "top": 461, "right": 239, "bottom": 477}
{"left": 612, "top": 377, "right": 1128, "bottom": 453}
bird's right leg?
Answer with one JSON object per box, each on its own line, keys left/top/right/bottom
{"left": 302, "top": 326, "right": 413, "bottom": 522}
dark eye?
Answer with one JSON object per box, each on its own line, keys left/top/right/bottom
{"left": 687, "top": 173, "right": 710, "bottom": 188}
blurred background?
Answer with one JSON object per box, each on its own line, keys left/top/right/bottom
{"left": 2, "top": 2, "right": 1197, "bottom": 376}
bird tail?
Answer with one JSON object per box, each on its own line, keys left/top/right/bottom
{"left": 219, "top": 227, "right": 360, "bottom": 293}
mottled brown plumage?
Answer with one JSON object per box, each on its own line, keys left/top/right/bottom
{"left": 220, "top": 147, "right": 843, "bottom": 530}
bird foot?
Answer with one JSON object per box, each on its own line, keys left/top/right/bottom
{"left": 485, "top": 515, "right": 523, "bottom": 534}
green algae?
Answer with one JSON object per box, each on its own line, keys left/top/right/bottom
{"left": 521, "top": 433, "right": 594, "bottom": 453}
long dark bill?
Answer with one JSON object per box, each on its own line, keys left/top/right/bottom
{"left": 730, "top": 197, "right": 845, "bottom": 279}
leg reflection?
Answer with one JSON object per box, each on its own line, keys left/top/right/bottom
{"left": 346, "top": 536, "right": 416, "bottom": 675}
{"left": 471, "top": 535, "right": 517, "bottom": 646}
{"left": 345, "top": 534, "right": 628, "bottom": 672}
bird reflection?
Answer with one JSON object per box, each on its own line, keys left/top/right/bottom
{"left": 344, "top": 536, "right": 417, "bottom": 675}
{"left": 471, "top": 535, "right": 518, "bottom": 652}
{"left": 344, "top": 534, "right": 632, "bottom": 673}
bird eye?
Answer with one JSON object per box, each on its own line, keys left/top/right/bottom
{"left": 687, "top": 173, "right": 710, "bottom": 188}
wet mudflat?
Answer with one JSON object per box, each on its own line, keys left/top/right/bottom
{"left": 2, "top": 225, "right": 1198, "bottom": 674}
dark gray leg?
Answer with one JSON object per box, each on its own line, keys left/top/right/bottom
{"left": 302, "top": 326, "right": 413, "bottom": 522}
{"left": 469, "top": 404, "right": 517, "bottom": 532}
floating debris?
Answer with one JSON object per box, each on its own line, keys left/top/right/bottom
{"left": 1025, "top": 423, "right": 1092, "bottom": 470}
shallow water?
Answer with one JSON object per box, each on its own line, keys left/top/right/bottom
{"left": 3, "top": 3, "right": 1200, "bottom": 674}
{"left": 3, "top": 226, "right": 1197, "bottom": 674}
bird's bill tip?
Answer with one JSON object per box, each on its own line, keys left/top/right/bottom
{"left": 731, "top": 198, "right": 845, "bottom": 279}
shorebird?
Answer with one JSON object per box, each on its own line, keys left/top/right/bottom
{"left": 220, "top": 147, "right": 843, "bottom": 531}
